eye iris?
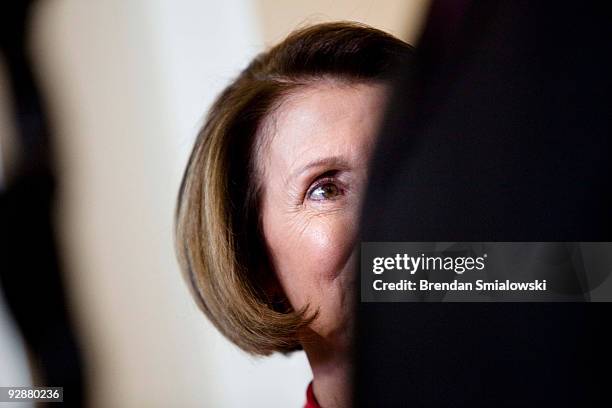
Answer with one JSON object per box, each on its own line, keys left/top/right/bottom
{"left": 312, "top": 183, "right": 339, "bottom": 200}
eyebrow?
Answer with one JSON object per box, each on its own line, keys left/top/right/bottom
{"left": 288, "top": 156, "right": 351, "bottom": 182}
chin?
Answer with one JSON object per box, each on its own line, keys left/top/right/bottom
{"left": 309, "top": 300, "right": 355, "bottom": 351}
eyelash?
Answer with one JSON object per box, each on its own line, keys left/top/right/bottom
{"left": 306, "top": 176, "right": 345, "bottom": 202}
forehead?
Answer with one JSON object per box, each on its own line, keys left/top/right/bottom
{"left": 260, "top": 81, "right": 388, "bottom": 174}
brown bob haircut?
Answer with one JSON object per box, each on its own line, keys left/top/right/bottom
{"left": 175, "top": 22, "right": 414, "bottom": 355}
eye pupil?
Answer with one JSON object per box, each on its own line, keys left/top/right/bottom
{"left": 311, "top": 183, "right": 339, "bottom": 200}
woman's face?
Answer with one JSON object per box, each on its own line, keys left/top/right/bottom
{"left": 259, "top": 81, "right": 387, "bottom": 347}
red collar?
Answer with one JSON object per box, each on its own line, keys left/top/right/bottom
{"left": 304, "top": 381, "right": 321, "bottom": 408}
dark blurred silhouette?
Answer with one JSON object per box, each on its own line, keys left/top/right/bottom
{"left": 1, "top": 1, "right": 85, "bottom": 405}
{"left": 358, "top": 1, "right": 612, "bottom": 406}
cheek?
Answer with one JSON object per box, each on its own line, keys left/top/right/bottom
{"left": 263, "top": 210, "right": 357, "bottom": 308}
{"left": 299, "top": 216, "right": 354, "bottom": 281}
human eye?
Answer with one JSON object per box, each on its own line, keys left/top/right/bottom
{"left": 306, "top": 177, "right": 344, "bottom": 202}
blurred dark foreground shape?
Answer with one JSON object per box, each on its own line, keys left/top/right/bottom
{"left": 1, "top": 1, "right": 85, "bottom": 405}
{"left": 358, "top": 1, "right": 612, "bottom": 406}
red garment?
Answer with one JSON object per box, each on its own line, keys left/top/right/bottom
{"left": 304, "top": 381, "right": 321, "bottom": 408}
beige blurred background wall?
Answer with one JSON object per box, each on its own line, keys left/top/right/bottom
{"left": 256, "top": 0, "right": 429, "bottom": 45}
{"left": 1, "top": 1, "right": 429, "bottom": 407}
